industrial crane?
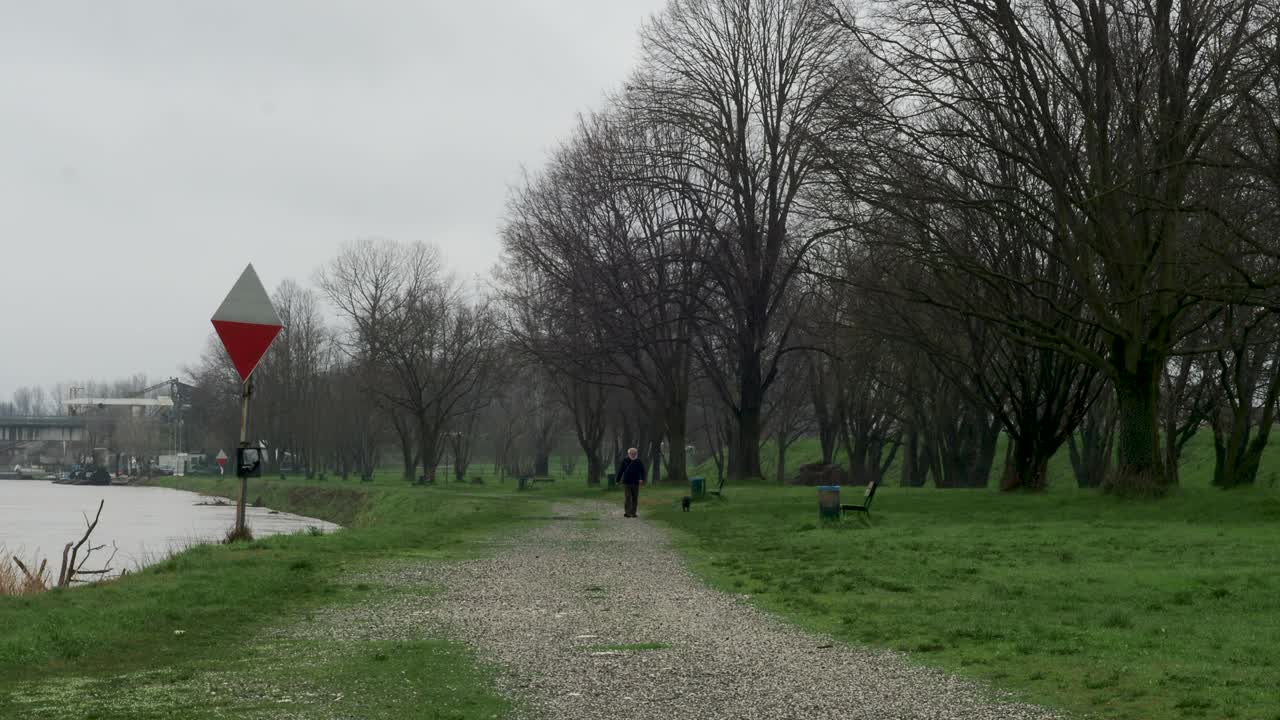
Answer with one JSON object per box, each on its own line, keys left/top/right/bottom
{"left": 61, "top": 378, "right": 194, "bottom": 473}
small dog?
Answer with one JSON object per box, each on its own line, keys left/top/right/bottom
{"left": 681, "top": 496, "right": 692, "bottom": 511}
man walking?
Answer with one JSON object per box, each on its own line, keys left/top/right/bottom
{"left": 617, "top": 447, "right": 646, "bottom": 518}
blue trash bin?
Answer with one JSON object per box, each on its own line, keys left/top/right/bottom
{"left": 690, "top": 476, "right": 705, "bottom": 497}
{"left": 818, "top": 485, "right": 841, "bottom": 520}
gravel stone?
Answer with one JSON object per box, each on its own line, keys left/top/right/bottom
{"left": 418, "top": 501, "right": 1064, "bottom": 720}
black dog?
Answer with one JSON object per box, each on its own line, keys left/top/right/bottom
{"left": 681, "top": 496, "right": 692, "bottom": 511}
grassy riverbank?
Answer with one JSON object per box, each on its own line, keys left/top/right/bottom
{"left": 632, "top": 482, "right": 1280, "bottom": 720}
{"left": 0, "top": 479, "right": 548, "bottom": 719}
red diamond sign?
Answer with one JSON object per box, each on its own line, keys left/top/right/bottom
{"left": 211, "top": 264, "right": 283, "bottom": 383}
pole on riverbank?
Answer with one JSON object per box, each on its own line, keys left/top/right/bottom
{"left": 235, "top": 376, "right": 253, "bottom": 536}
{"left": 211, "top": 264, "right": 283, "bottom": 541}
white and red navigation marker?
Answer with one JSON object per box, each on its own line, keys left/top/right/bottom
{"left": 211, "top": 264, "right": 283, "bottom": 383}
{"left": 216, "top": 449, "right": 228, "bottom": 474}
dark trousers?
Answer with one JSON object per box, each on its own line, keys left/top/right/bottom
{"left": 624, "top": 484, "right": 639, "bottom": 516}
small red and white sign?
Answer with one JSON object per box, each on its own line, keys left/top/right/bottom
{"left": 216, "top": 449, "right": 227, "bottom": 474}
{"left": 211, "top": 264, "right": 283, "bottom": 383}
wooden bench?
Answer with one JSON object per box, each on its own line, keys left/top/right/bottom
{"left": 840, "top": 480, "right": 878, "bottom": 523}
{"left": 708, "top": 475, "right": 726, "bottom": 497}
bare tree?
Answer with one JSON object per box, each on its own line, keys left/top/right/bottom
{"left": 761, "top": 360, "right": 813, "bottom": 484}
{"left": 835, "top": 0, "right": 1280, "bottom": 494}
{"left": 320, "top": 239, "right": 500, "bottom": 484}
{"left": 318, "top": 238, "right": 433, "bottom": 481}
{"left": 632, "top": 0, "right": 855, "bottom": 480}
{"left": 1208, "top": 305, "right": 1280, "bottom": 487}
{"left": 1068, "top": 389, "right": 1118, "bottom": 489}
{"left": 255, "top": 280, "right": 329, "bottom": 476}
{"left": 501, "top": 109, "right": 709, "bottom": 486}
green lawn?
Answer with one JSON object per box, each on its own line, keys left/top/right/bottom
{"left": 6, "top": 430, "right": 1278, "bottom": 719}
{"left": 0, "top": 479, "right": 547, "bottom": 719}
{"left": 636, "top": 482, "right": 1280, "bottom": 720}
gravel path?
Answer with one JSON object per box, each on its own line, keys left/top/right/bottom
{"left": 420, "top": 501, "right": 1063, "bottom": 720}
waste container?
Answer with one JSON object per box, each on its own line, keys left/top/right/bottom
{"left": 818, "top": 485, "right": 841, "bottom": 520}
{"left": 690, "top": 476, "right": 705, "bottom": 498}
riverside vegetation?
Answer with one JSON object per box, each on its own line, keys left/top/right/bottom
{"left": 0, "top": 478, "right": 550, "bottom": 719}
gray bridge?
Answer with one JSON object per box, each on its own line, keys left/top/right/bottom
{"left": 0, "top": 416, "right": 86, "bottom": 444}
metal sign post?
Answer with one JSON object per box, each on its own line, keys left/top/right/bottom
{"left": 211, "top": 264, "right": 282, "bottom": 539}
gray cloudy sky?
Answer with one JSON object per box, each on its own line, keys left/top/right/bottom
{"left": 0, "top": 0, "right": 664, "bottom": 402}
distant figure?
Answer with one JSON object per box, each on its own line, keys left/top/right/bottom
{"left": 616, "top": 447, "right": 646, "bottom": 518}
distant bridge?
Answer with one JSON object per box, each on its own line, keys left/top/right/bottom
{"left": 0, "top": 416, "right": 87, "bottom": 444}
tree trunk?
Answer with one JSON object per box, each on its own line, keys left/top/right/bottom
{"left": 1236, "top": 431, "right": 1272, "bottom": 487}
{"left": 400, "top": 446, "right": 415, "bottom": 482}
{"left": 666, "top": 407, "right": 689, "bottom": 486}
{"left": 848, "top": 430, "right": 870, "bottom": 486}
{"left": 901, "top": 429, "right": 916, "bottom": 487}
{"left": 1163, "top": 416, "right": 1182, "bottom": 487}
{"left": 1068, "top": 394, "right": 1115, "bottom": 488}
{"left": 416, "top": 415, "right": 438, "bottom": 485}
{"left": 976, "top": 415, "right": 1000, "bottom": 486}
{"left": 818, "top": 418, "right": 838, "bottom": 464}
{"left": 390, "top": 413, "right": 417, "bottom": 481}
{"left": 730, "top": 365, "right": 765, "bottom": 480}
{"left": 1001, "top": 436, "right": 1051, "bottom": 491}
{"left": 901, "top": 429, "right": 929, "bottom": 487}
{"left": 776, "top": 429, "right": 788, "bottom": 485}
{"left": 1107, "top": 356, "right": 1169, "bottom": 496}
{"left": 1215, "top": 412, "right": 1276, "bottom": 488}
{"left": 933, "top": 412, "right": 998, "bottom": 488}
{"left": 585, "top": 452, "right": 603, "bottom": 486}
{"left": 810, "top": 365, "right": 840, "bottom": 465}
{"left": 534, "top": 453, "right": 549, "bottom": 477}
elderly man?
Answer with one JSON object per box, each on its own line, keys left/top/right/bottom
{"left": 616, "top": 447, "right": 646, "bottom": 518}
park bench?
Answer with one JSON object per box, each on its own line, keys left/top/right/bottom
{"left": 708, "top": 475, "right": 726, "bottom": 497}
{"left": 840, "top": 480, "right": 877, "bottom": 523}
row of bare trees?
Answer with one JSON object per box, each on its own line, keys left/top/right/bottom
{"left": 188, "top": 239, "right": 585, "bottom": 485}
{"left": 499, "top": 0, "right": 1280, "bottom": 495}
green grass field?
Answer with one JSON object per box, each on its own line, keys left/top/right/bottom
{"left": 4, "top": 429, "right": 1278, "bottom": 719}
{"left": 618, "top": 430, "right": 1280, "bottom": 720}
{"left": 0, "top": 479, "right": 548, "bottom": 719}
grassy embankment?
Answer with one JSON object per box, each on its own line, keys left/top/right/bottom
{"left": 0, "top": 478, "right": 550, "bottom": 720}
{"left": 5, "top": 430, "right": 1276, "bottom": 719}
{"left": 600, "top": 430, "right": 1280, "bottom": 720}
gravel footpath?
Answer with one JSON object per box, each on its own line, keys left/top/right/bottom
{"left": 416, "top": 501, "right": 1063, "bottom": 720}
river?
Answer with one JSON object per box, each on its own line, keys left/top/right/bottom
{"left": 0, "top": 480, "right": 340, "bottom": 577}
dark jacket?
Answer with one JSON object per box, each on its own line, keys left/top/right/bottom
{"left": 617, "top": 457, "right": 646, "bottom": 486}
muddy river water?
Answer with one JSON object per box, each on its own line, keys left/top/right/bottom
{"left": 0, "top": 480, "right": 339, "bottom": 576}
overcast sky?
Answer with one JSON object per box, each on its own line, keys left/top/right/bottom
{"left": 0, "top": 0, "right": 665, "bottom": 402}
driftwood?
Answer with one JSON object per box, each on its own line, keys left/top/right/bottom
{"left": 57, "top": 500, "right": 115, "bottom": 587}
{"left": 12, "top": 557, "right": 49, "bottom": 592}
